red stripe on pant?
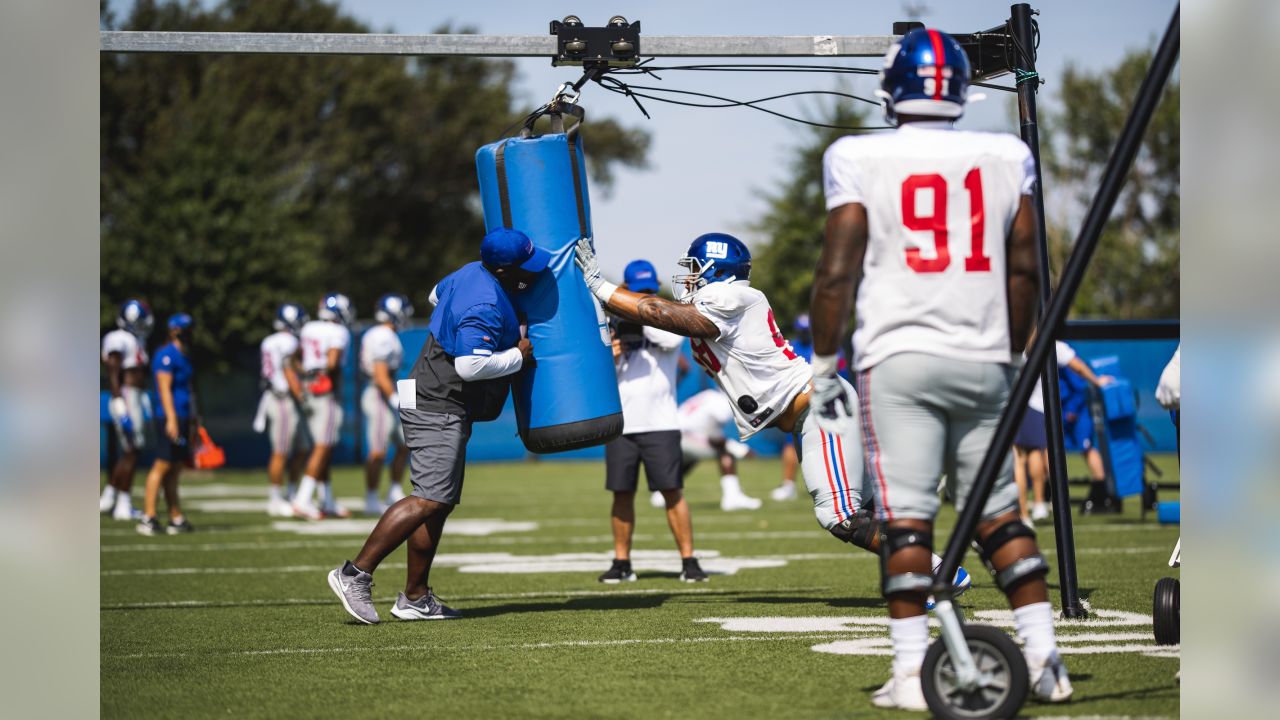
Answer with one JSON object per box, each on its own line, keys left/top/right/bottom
{"left": 857, "top": 370, "right": 894, "bottom": 521}
{"left": 820, "top": 432, "right": 846, "bottom": 523}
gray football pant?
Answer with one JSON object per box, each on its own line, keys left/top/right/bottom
{"left": 795, "top": 377, "right": 875, "bottom": 531}
{"left": 855, "top": 352, "right": 1020, "bottom": 523}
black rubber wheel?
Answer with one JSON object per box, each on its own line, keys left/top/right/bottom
{"left": 921, "top": 624, "right": 1029, "bottom": 720}
{"left": 1153, "top": 576, "right": 1180, "bottom": 645}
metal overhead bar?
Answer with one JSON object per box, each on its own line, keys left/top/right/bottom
{"left": 99, "top": 32, "right": 899, "bottom": 57}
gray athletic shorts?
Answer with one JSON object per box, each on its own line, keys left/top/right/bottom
{"left": 304, "top": 392, "right": 343, "bottom": 447}
{"left": 362, "top": 385, "right": 404, "bottom": 455}
{"left": 605, "top": 430, "right": 683, "bottom": 492}
{"left": 401, "top": 408, "right": 471, "bottom": 505}
{"left": 856, "top": 352, "right": 1020, "bottom": 523}
{"left": 262, "top": 391, "right": 312, "bottom": 455}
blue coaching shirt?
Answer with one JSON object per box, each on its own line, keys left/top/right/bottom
{"left": 429, "top": 262, "right": 522, "bottom": 358}
{"left": 410, "top": 261, "right": 522, "bottom": 419}
{"left": 153, "top": 342, "right": 194, "bottom": 419}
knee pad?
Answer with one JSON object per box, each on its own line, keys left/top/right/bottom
{"left": 977, "top": 520, "right": 1048, "bottom": 591}
{"left": 828, "top": 513, "right": 879, "bottom": 551}
{"left": 878, "top": 526, "right": 934, "bottom": 597}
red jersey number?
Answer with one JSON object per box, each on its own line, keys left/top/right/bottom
{"left": 900, "top": 168, "right": 990, "bottom": 274}
{"left": 766, "top": 310, "right": 799, "bottom": 361}
{"left": 690, "top": 337, "right": 721, "bottom": 375}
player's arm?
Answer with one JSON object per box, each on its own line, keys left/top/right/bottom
{"left": 105, "top": 351, "right": 124, "bottom": 398}
{"left": 574, "top": 240, "right": 718, "bottom": 339}
{"left": 284, "top": 352, "right": 305, "bottom": 402}
{"left": 156, "top": 369, "right": 180, "bottom": 440}
{"left": 325, "top": 347, "right": 342, "bottom": 375}
{"left": 1007, "top": 196, "right": 1040, "bottom": 354}
{"left": 1065, "top": 356, "right": 1112, "bottom": 387}
{"left": 372, "top": 360, "right": 396, "bottom": 400}
{"left": 810, "top": 203, "right": 869, "bottom": 358}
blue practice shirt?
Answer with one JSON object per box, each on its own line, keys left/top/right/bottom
{"left": 429, "top": 261, "right": 522, "bottom": 358}
{"left": 153, "top": 342, "right": 194, "bottom": 419}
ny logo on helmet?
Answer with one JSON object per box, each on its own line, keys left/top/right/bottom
{"left": 705, "top": 241, "right": 729, "bottom": 259}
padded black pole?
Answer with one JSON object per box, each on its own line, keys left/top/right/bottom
{"left": 935, "top": 2, "right": 1180, "bottom": 592}
{"left": 1009, "top": 2, "right": 1087, "bottom": 619}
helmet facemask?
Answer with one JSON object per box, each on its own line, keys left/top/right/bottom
{"left": 672, "top": 256, "right": 714, "bottom": 303}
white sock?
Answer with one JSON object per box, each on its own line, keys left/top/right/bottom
{"left": 101, "top": 485, "right": 117, "bottom": 502}
{"left": 114, "top": 493, "right": 133, "bottom": 512}
{"left": 321, "top": 482, "right": 336, "bottom": 510}
{"left": 1013, "top": 601, "right": 1057, "bottom": 667}
{"left": 286, "top": 482, "right": 298, "bottom": 501}
{"left": 889, "top": 615, "right": 930, "bottom": 676}
{"left": 268, "top": 485, "right": 284, "bottom": 504}
{"left": 365, "top": 489, "right": 379, "bottom": 506}
{"left": 295, "top": 475, "right": 317, "bottom": 506}
{"left": 720, "top": 474, "right": 743, "bottom": 496}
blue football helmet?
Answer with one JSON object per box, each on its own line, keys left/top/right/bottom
{"left": 317, "top": 292, "right": 354, "bottom": 325}
{"left": 117, "top": 299, "right": 154, "bottom": 338}
{"left": 374, "top": 293, "right": 414, "bottom": 328}
{"left": 673, "top": 233, "right": 752, "bottom": 302}
{"left": 877, "top": 27, "right": 972, "bottom": 123}
{"left": 273, "top": 302, "right": 308, "bottom": 334}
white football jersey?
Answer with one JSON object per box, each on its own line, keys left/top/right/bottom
{"left": 678, "top": 388, "right": 734, "bottom": 440}
{"left": 101, "top": 329, "right": 148, "bottom": 370}
{"left": 260, "top": 331, "right": 300, "bottom": 394}
{"left": 689, "top": 281, "right": 811, "bottom": 439}
{"left": 299, "top": 320, "right": 351, "bottom": 373}
{"left": 359, "top": 324, "right": 404, "bottom": 377}
{"left": 823, "top": 122, "right": 1035, "bottom": 371}
{"left": 615, "top": 326, "right": 684, "bottom": 434}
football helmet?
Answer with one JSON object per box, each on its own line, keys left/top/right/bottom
{"left": 374, "top": 293, "right": 414, "bottom": 328}
{"left": 117, "top": 299, "right": 154, "bottom": 339}
{"left": 317, "top": 292, "right": 354, "bottom": 325}
{"left": 273, "top": 302, "right": 308, "bottom": 334}
{"left": 673, "top": 233, "right": 751, "bottom": 302}
{"left": 877, "top": 27, "right": 972, "bottom": 123}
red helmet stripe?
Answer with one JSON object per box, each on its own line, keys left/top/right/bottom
{"left": 927, "top": 28, "right": 946, "bottom": 101}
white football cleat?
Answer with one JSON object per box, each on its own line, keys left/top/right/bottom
{"left": 720, "top": 493, "right": 762, "bottom": 511}
{"left": 871, "top": 670, "right": 928, "bottom": 711}
{"left": 769, "top": 482, "right": 797, "bottom": 501}
{"left": 1028, "top": 651, "right": 1074, "bottom": 703}
{"left": 364, "top": 500, "right": 386, "bottom": 516}
{"left": 100, "top": 488, "right": 118, "bottom": 514}
{"left": 267, "top": 500, "right": 295, "bottom": 518}
{"left": 386, "top": 483, "right": 406, "bottom": 505}
{"left": 1031, "top": 503, "right": 1050, "bottom": 521}
{"left": 650, "top": 491, "right": 666, "bottom": 509}
{"left": 112, "top": 499, "right": 143, "bottom": 522}
{"left": 291, "top": 501, "right": 323, "bottom": 521}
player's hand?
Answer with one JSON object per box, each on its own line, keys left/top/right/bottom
{"left": 517, "top": 338, "right": 534, "bottom": 364}
{"left": 811, "top": 374, "right": 857, "bottom": 436}
{"left": 573, "top": 238, "right": 615, "bottom": 302}
{"left": 611, "top": 337, "right": 623, "bottom": 360}
{"left": 1097, "top": 375, "right": 1116, "bottom": 387}
{"left": 388, "top": 391, "right": 400, "bottom": 410}
{"left": 165, "top": 416, "right": 181, "bottom": 442}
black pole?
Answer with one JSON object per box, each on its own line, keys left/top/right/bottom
{"left": 1009, "top": 2, "right": 1086, "bottom": 619}
{"left": 935, "top": 3, "right": 1179, "bottom": 593}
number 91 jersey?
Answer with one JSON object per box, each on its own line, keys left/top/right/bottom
{"left": 823, "top": 124, "right": 1035, "bottom": 372}
{"left": 689, "top": 281, "right": 811, "bottom": 440}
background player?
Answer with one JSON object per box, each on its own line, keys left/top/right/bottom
{"left": 360, "top": 293, "right": 414, "bottom": 515}
{"left": 254, "top": 302, "right": 311, "bottom": 517}
{"left": 101, "top": 299, "right": 153, "bottom": 521}
{"left": 137, "top": 313, "right": 198, "bottom": 536}
{"left": 661, "top": 387, "right": 761, "bottom": 512}
{"left": 809, "top": 28, "right": 1070, "bottom": 710}
{"left": 293, "top": 293, "right": 354, "bottom": 520}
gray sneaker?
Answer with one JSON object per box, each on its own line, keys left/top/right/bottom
{"left": 327, "top": 562, "right": 379, "bottom": 625}
{"left": 390, "top": 590, "right": 462, "bottom": 621}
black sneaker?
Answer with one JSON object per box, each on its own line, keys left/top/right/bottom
{"left": 679, "top": 557, "right": 709, "bottom": 583}
{"left": 597, "top": 560, "right": 637, "bottom": 584}
{"left": 166, "top": 518, "right": 195, "bottom": 535}
{"left": 136, "top": 516, "right": 163, "bottom": 536}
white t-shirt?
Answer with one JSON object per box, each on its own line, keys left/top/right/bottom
{"left": 823, "top": 122, "right": 1036, "bottom": 371}
{"left": 1028, "top": 341, "right": 1077, "bottom": 414}
{"left": 299, "top": 320, "right": 351, "bottom": 373}
{"left": 678, "top": 389, "right": 734, "bottom": 441}
{"left": 689, "top": 280, "right": 812, "bottom": 440}
{"left": 102, "top": 329, "right": 148, "bottom": 370}
{"left": 359, "top": 324, "right": 404, "bottom": 377}
{"left": 615, "top": 325, "right": 684, "bottom": 434}
{"left": 260, "top": 331, "right": 299, "bottom": 395}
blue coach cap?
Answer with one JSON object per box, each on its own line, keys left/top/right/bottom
{"left": 623, "top": 259, "right": 660, "bottom": 293}
{"left": 168, "top": 313, "right": 194, "bottom": 331}
{"left": 480, "top": 228, "right": 551, "bottom": 273}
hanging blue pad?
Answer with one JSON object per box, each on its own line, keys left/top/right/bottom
{"left": 475, "top": 131, "right": 622, "bottom": 453}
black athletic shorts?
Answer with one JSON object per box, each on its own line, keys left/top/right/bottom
{"left": 153, "top": 417, "right": 192, "bottom": 463}
{"left": 1014, "top": 408, "right": 1048, "bottom": 450}
{"left": 605, "top": 430, "right": 683, "bottom": 493}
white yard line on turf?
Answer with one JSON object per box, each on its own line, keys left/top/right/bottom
{"left": 101, "top": 585, "right": 835, "bottom": 610}
{"left": 108, "top": 633, "right": 857, "bottom": 660}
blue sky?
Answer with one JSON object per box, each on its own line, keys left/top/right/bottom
{"left": 108, "top": 0, "right": 1177, "bottom": 279}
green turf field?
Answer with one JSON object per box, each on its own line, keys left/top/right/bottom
{"left": 101, "top": 455, "right": 1180, "bottom": 719}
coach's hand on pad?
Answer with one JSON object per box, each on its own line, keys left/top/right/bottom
{"left": 574, "top": 239, "right": 617, "bottom": 303}
{"left": 811, "top": 373, "right": 856, "bottom": 436}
